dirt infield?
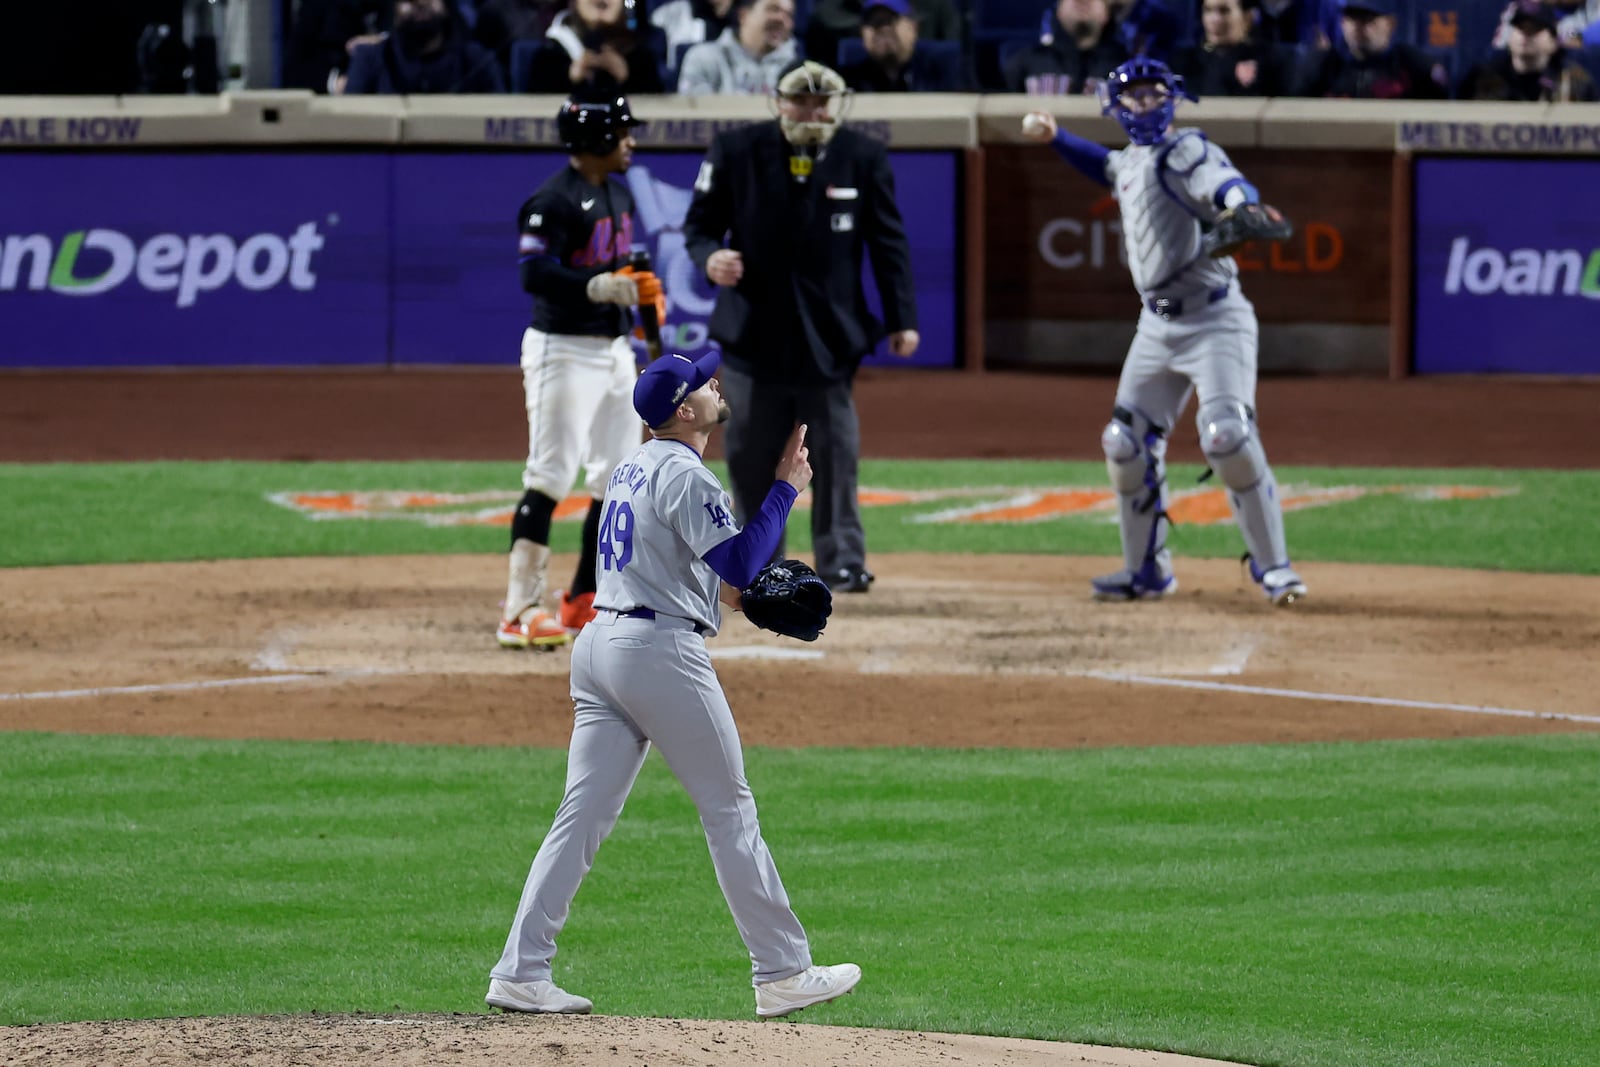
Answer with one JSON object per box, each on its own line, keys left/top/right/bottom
{"left": 4, "top": 369, "right": 1598, "bottom": 1066}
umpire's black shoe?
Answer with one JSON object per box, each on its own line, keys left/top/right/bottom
{"left": 830, "top": 567, "right": 875, "bottom": 593}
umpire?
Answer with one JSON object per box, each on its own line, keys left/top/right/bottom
{"left": 683, "top": 59, "right": 918, "bottom": 594}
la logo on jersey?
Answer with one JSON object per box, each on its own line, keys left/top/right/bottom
{"left": 703, "top": 500, "right": 733, "bottom": 528}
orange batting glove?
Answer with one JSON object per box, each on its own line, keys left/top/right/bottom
{"left": 618, "top": 266, "right": 667, "bottom": 335}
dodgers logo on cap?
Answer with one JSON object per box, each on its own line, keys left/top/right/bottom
{"left": 633, "top": 351, "right": 723, "bottom": 427}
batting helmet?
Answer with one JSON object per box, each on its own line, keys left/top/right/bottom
{"left": 556, "top": 89, "right": 644, "bottom": 156}
{"left": 1097, "top": 57, "right": 1197, "bottom": 146}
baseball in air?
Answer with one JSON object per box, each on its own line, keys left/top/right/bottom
{"left": 1022, "top": 113, "right": 1051, "bottom": 138}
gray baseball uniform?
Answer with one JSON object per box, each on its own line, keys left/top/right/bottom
{"left": 1097, "top": 128, "right": 1293, "bottom": 593}
{"left": 492, "top": 436, "right": 814, "bottom": 987}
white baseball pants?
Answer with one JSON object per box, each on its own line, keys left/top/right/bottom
{"left": 521, "top": 328, "right": 640, "bottom": 500}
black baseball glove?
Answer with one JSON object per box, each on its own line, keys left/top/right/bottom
{"left": 740, "top": 559, "right": 833, "bottom": 642}
{"left": 1203, "top": 203, "right": 1294, "bottom": 259}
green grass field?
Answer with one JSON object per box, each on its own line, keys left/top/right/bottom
{"left": 3, "top": 458, "right": 1597, "bottom": 1066}
{"left": 2, "top": 459, "right": 1595, "bottom": 573}
{"left": 3, "top": 732, "right": 1598, "bottom": 1067}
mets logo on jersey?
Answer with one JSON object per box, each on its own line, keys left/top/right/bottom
{"left": 572, "top": 213, "right": 634, "bottom": 268}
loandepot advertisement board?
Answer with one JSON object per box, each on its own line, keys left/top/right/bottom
{"left": 0, "top": 150, "right": 957, "bottom": 370}
{"left": 0, "top": 153, "right": 391, "bottom": 366}
{"left": 1414, "top": 156, "right": 1600, "bottom": 375}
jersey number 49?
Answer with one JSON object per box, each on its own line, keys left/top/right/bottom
{"left": 599, "top": 500, "right": 635, "bottom": 572}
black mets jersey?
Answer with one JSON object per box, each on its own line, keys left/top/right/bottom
{"left": 517, "top": 166, "right": 638, "bottom": 338}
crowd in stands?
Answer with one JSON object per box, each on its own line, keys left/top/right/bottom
{"left": 1, "top": 0, "right": 1597, "bottom": 100}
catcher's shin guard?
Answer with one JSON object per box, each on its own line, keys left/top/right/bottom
{"left": 1197, "top": 400, "right": 1291, "bottom": 575}
{"left": 1102, "top": 406, "right": 1174, "bottom": 585}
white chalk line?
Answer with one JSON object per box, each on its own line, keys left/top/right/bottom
{"left": 0, "top": 670, "right": 391, "bottom": 703}
{"left": 1075, "top": 670, "right": 1600, "bottom": 724}
{"left": 9, "top": 660, "right": 1593, "bottom": 728}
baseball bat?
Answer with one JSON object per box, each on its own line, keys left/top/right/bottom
{"left": 629, "top": 250, "right": 663, "bottom": 362}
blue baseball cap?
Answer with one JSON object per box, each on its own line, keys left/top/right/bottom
{"left": 1341, "top": 0, "right": 1397, "bottom": 16}
{"left": 633, "top": 351, "right": 722, "bottom": 427}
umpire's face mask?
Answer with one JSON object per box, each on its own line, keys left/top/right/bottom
{"left": 774, "top": 61, "right": 850, "bottom": 146}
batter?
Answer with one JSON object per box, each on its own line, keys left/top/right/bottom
{"left": 497, "top": 87, "right": 664, "bottom": 650}
{"left": 487, "top": 352, "right": 861, "bottom": 1020}
{"left": 1023, "top": 57, "right": 1308, "bottom": 607}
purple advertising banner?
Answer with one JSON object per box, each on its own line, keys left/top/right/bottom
{"left": 391, "top": 150, "right": 957, "bottom": 369}
{"left": 1, "top": 153, "right": 391, "bottom": 367}
{"left": 2, "top": 149, "right": 956, "bottom": 370}
{"left": 1414, "top": 157, "right": 1600, "bottom": 375}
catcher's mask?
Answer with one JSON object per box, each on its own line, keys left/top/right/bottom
{"left": 557, "top": 88, "right": 645, "bottom": 156}
{"left": 772, "top": 60, "right": 852, "bottom": 147}
{"left": 1097, "top": 57, "right": 1196, "bottom": 146}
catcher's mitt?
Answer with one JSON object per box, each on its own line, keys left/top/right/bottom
{"left": 740, "top": 559, "right": 833, "bottom": 642}
{"left": 1203, "top": 203, "right": 1294, "bottom": 259}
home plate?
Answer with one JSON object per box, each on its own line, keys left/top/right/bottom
{"left": 710, "top": 646, "right": 826, "bottom": 661}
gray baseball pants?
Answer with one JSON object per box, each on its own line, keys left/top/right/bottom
{"left": 491, "top": 611, "right": 813, "bottom": 986}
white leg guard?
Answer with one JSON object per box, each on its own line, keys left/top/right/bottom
{"left": 1196, "top": 400, "right": 1291, "bottom": 572}
{"left": 1094, "top": 406, "right": 1176, "bottom": 599}
{"left": 504, "top": 539, "right": 552, "bottom": 622}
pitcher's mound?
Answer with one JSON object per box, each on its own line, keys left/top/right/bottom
{"left": 6, "top": 1013, "right": 1250, "bottom": 1067}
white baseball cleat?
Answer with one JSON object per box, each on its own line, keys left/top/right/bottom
{"left": 485, "top": 977, "right": 592, "bottom": 1014}
{"left": 1260, "top": 566, "right": 1309, "bottom": 607}
{"left": 754, "top": 963, "right": 862, "bottom": 1019}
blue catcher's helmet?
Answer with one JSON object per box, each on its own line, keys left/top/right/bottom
{"left": 556, "top": 88, "right": 644, "bottom": 156}
{"left": 1097, "top": 57, "right": 1198, "bottom": 146}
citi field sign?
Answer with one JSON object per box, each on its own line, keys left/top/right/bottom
{"left": 0, "top": 223, "right": 326, "bottom": 307}
{"left": 1038, "top": 194, "right": 1344, "bottom": 274}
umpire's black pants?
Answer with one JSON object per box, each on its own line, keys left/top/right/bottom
{"left": 717, "top": 363, "right": 865, "bottom": 580}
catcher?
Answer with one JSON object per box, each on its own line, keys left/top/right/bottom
{"left": 488, "top": 351, "right": 858, "bottom": 1021}
{"left": 1021, "top": 56, "right": 1308, "bottom": 608}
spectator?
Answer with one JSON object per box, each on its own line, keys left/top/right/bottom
{"left": 1493, "top": 0, "right": 1599, "bottom": 48}
{"left": 344, "top": 0, "right": 505, "bottom": 92}
{"left": 651, "top": 0, "right": 739, "bottom": 76}
{"left": 284, "top": 0, "right": 392, "bottom": 93}
{"left": 473, "top": 0, "right": 565, "bottom": 78}
{"left": 1109, "top": 0, "right": 1184, "bottom": 61}
{"left": 1004, "top": 0, "right": 1130, "bottom": 94}
{"left": 804, "top": 0, "right": 963, "bottom": 71}
{"left": 1252, "top": 0, "right": 1339, "bottom": 47}
{"left": 522, "top": 0, "right": 665, "bottom": 93}
{"left": 1293, "top": 0, "right": 1450, "bottom": 98}
{"left": 839, "top": 0, "right": 968, "bottom": 90}
{"left": 1171, "top": 0, "right": 1294, "bottom": 95}
{"left": 1463, "top": 0, "right": 1599, "bottom": 100}
{"left": 677, "top": 0, "right": 801, "bottom": 94}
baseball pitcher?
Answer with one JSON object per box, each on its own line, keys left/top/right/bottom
{"left": 488, "top": 351, "right": 861, "bottom": 1019}
{"left": 1022, "top": 57, "right": 1308, "bottom": 607}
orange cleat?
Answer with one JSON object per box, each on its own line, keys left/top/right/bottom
{"left": 497, "top": 609, "right": 571, "bottom": 650}
{"left": 558, "top": 590, "right": 598, "bottom": 632}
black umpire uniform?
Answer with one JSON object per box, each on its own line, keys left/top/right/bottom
{"left": 682, "top": 115, "right": 917, "bottom": 591}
